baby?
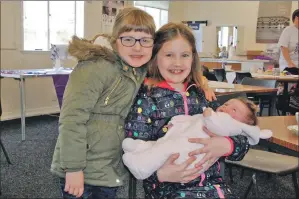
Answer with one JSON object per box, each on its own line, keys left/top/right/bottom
{"left": 122, "top": 98, "right": 261, "bottom": 180}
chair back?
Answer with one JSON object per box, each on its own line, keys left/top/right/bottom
{"left": 205, "top": 73, "right": 218, "bottom": 81}
{"left": 213, "top": 68, "right": 226, "bottom": 82}
{"left": 241, "top": 77, "right": 277, "bottom": 88}
{"left": 235, "top": 72, "right": 252, "bottom": 84}
{"left": 202, "top": 65, "right": 218, "bottom": 81}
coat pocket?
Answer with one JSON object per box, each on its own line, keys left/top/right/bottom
{"left": 86, "top": 120, "right": 103, "bottom": 153}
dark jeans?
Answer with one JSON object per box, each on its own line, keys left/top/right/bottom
{"left": 59, "top": 178, "right": 118, "bottom": 199}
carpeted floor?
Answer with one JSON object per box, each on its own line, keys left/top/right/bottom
{"left": 0, "top": 115, "right": 298, "bottom": 198}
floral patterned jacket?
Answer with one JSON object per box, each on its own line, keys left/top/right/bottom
{"left": 124, "top": 79, "right": 249, "bottom": 198}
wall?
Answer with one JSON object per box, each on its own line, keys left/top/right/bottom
{"left": 1, "top": 1, "right": 298, "bottom": 120}
{"left": 168, "top": 1, "right": 299, "bottom": 54}
{"left": 0, "top": 1, "right": 119, "bottom": 120}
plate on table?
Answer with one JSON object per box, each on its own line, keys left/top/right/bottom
{"left": 287, "top": 125, "right": 299, "bottom": 136}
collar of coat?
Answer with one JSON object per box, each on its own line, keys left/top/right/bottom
{"left": 68, "top": 34, "right": 147, "bottom": 73}
{"left": 144, "top": 78, "right": 197, "bottom": 92}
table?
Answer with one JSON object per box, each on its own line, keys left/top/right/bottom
{"left": 208, "top": 81, "right": 278, "bottom": 115}
{"left": 224, "top": 71, "right": 299, "bottom": 82}
{"left": 0, "top": 68, "right": 72, "bottom": 140}
{"left": 208, "top": 81, "right": 277, "bottom": 95}
{"left": 251, "top": 73, "right": 299, "bottom": 82}
{"left": 252, "top": 73, "right": 299, "bottom": 115}
{"left": 258, "top": 116, "right": 299, "bottom": 157}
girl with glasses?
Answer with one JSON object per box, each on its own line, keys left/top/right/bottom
{"left": 51, "top": 7, "right": 155, "bottom": 199}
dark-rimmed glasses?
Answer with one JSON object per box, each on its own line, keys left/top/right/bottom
{"left": 119, "top": 36, "right": 154, "bottom": 48}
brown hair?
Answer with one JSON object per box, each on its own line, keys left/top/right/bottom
{"left": 89, "top": 7, "right": 155, "bottom": 49}
{"left": 237, "top": 97, "right": 258, "bottom": 126}
{"left": 147, "top": 22, "right": 207, "bottom": 89}
{"left": 111, "top": 7, "right": 155, "bottom": 47}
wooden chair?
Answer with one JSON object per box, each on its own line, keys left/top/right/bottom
{"left": 226, "top": 149, "right": 299, "bottom": 198}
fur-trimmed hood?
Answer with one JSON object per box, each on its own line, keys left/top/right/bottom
{"left": 68, "top": 34, "right": 117, "bottom": 63}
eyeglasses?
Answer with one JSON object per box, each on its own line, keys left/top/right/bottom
{"left": 119, "top": 36, "right": 154, "bottom": 48}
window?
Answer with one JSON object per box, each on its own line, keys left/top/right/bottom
{"left": 218, "top": 27, "right": 229, "bottom": 48}
{"left": 221, "top": 27, "right": 229, "bottom": 48}
{"left": 134, "top": 2, "right": 168, "bottom": 30}
{"left": 23, "top": 1, "right": 84, "bottom": 51}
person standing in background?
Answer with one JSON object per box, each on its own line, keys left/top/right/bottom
{"left": 278, "top": 9, "right": 299, "bottom": 70}
{"left": 228, "top": 42, "right": 236, "bottom": 59}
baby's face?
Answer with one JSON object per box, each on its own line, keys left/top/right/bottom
{"left": 217, "top": 99, "right": 250, "bottom": 124}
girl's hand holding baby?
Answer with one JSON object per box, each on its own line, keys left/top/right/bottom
{"left": 188, "top": 126, "right": 232, "bottom": 169}
{"left": 157, "top": 153, "right": 203, "bottom": 184}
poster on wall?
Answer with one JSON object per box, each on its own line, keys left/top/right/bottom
{"left": 256, "top": 1, "right": 292, "bottom": 43}
{"left": 102, "top": 1, "right": 124, "bottom": 34}
{"left": 182, "top": 21, "right": 207, "bottom": 52}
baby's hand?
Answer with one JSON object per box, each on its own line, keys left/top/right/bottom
{"left": 203, "top": 108, "right": 213, "bottom": 117}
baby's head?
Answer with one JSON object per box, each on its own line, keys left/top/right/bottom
{"left": 217, "top": 98, "right": 258, "bottom": 126}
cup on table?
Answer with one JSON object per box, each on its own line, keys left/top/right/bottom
{"left": 296, "top": 112, "right": 299, "bottom": 125}
{"left": 272, "top": 68, "right": 280, "bottom": 76}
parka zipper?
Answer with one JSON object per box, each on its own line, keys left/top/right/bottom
{"left": 104, "top": 77, "right": 122, "bottom": 105}
{"left": 132, "top": 68, "right": 137, "bottom": 76}
{"left": 177, "top": 84, "right": 196, "bottom": 115}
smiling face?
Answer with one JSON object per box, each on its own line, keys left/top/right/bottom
{"left": 156, "top": 36, "right": 193, "bottom": 88}
{"left": 217, "top": 99, "right": 252, "bottom": 124}
{"left": 116, "top": 31, "right": 153, "bottom": 67}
